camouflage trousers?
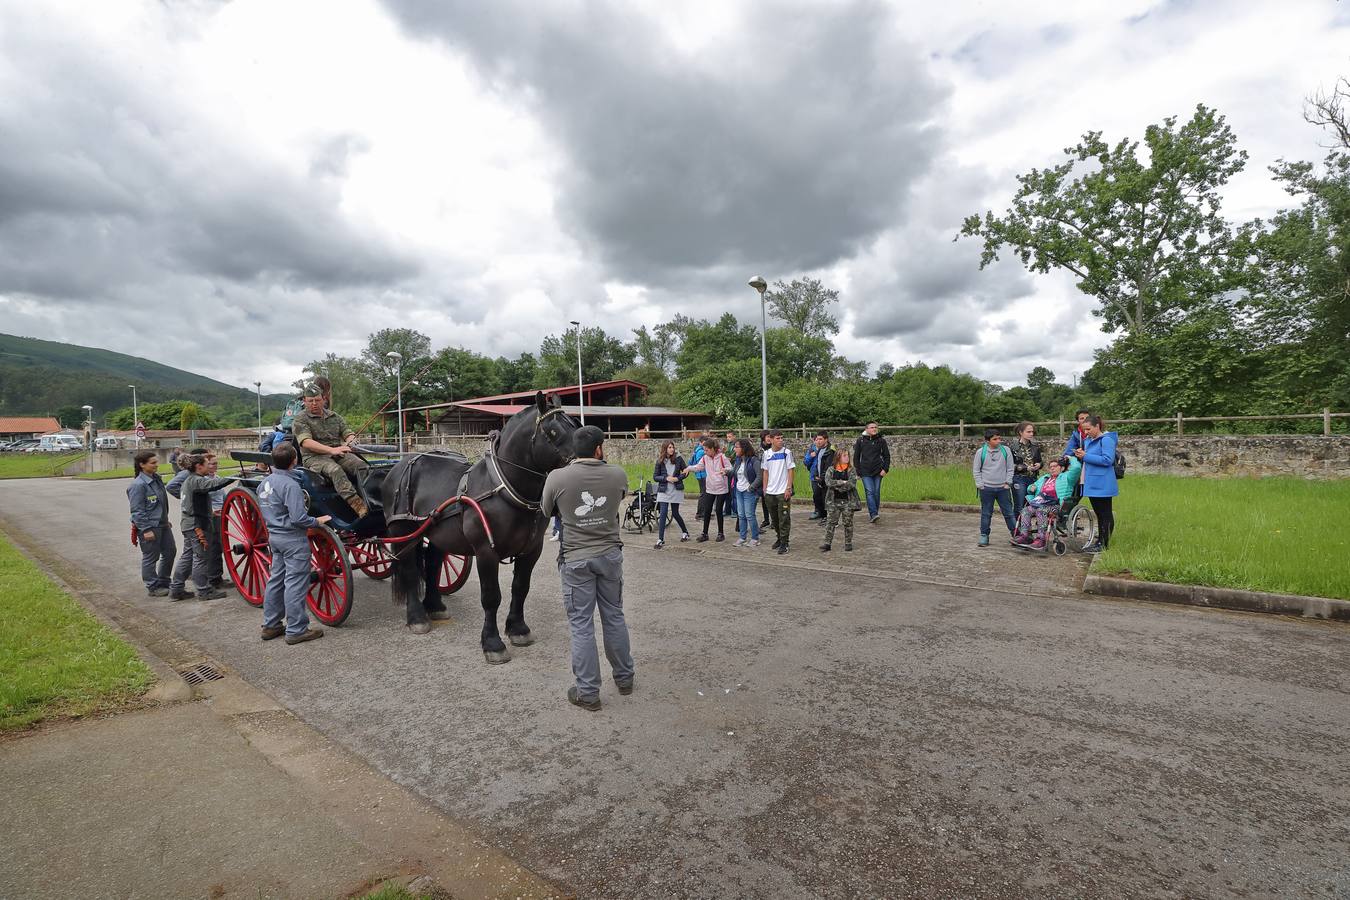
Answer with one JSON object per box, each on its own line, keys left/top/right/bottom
{"left": 305, "top": 453, "right": 368, "bottom": 502}
{"left": 823, "top": 499, "right": 855, "bottom": 546}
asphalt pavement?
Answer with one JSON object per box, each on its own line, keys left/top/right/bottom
{"left": 2, "top": 476, "right": 1348, "bottom": 899}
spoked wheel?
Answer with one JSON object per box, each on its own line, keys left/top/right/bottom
{"left": 423, "top": 537, "right": 473, "bottom": 595}
{"left": 221, "top": 487, "right": 271, "bottom": 607}
{"left": 307, "top": 525, "right": 354, "bottom": 626}
{"left": 350, "top": 538, "right": 394, "bottom": 580}
{"left": 1065, "top": 505, "right": 1098, "bottom": 553}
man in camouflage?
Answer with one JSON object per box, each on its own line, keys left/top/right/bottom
{"left": 291, "top": 382, "right": 370, "bottom": 519}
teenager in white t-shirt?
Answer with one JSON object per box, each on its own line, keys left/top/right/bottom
{"left": 761, "top": 430, "right": 795, "bottom": 554}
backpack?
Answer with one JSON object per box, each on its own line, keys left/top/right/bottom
{"left": 979, "top": 444, "right": 1011, "bottom": 466}
{"left": 1113, "top": 450, "right": 1126, "bottom": 480}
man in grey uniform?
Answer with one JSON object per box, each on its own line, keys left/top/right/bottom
{"left": 257, "top": 442, "right": 330, "bottom": 644}
{"left": 540, "top": 425, "right": 634, "bottom": 711}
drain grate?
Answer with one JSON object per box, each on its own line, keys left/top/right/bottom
{"left": 178, "top": 663, "right": 224, "bottom": 685}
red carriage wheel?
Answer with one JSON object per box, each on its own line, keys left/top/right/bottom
{"left": 422, "top": 536, "right": 473, "bottom": 595}
{"left": 350, "top": 538, "right": 394, "bottom": 580}
{"left": 221, "top": 487, "right": 271, "bottom": 607}
{"left": 307, "top": 525, "right": 354, "bottom": 626}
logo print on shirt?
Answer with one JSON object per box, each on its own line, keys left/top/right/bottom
{"left": 260, "top": 482, "right": 273, "bottom": 500}
{"left": 574, "top": 491, "right": 608, "bottom": 517}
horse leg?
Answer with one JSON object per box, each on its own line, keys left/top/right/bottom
{"left": 422, "top": 548, "right": 451, "bottom": 620}
{"left": 478, "top": 556, "right": 510, "bottom": 664}
{"left": 505, "top": 541, "right": 543, "bottom": 647}
{"left": 393, "top": 543, "right": 432, "bottom": 635}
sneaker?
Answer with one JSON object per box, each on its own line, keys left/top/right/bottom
{"left": 260, "top": 625, "right": 285, "bottom": 641}
{"left": 696, "top": 534, "right": 709, "bottom": 543}
{"left": 807, "top": 513, "right": 821, "bottom": 520}
{"left": 548, "top": 532, "right": 559, "bottom": 542}
{"left": 715, "top": 534, "right": 725, "bottom": 542}
{"left": 197, "top": 587, "right": 227, "bottom": 601}
{"left": 680, "top": 533, "right": 691, "bottom": 542}
{"left": 147, "top": 587, "right": 169, "bottom": 597}
{"left": 870, "top": 515, "right": 880, "bottom": 524}
{"left": 777, "top": 544, "right": 789, "bottom": 555}
{"left": 567, "top": 686, "right": 601, "bottom": 711}
{"left": 285, "top": 627, "right": 325, "bottom": 645}
{"left": 1082, "top": 542, "right": 1103, "bottom": 553}
{"left": 844, "top": 543, "right": 853, "bottom": 552}
{"left": 1031, "top": 538, "right": 1046, "bottom": 550}
{"left": 760, "top": 520, "right": 770, "bottom": 529}
{"left": 734, "top": 538, "right": 746, "bottom": 547}
{"left": 819, "top": 544, "right": 831, "bottom": 552}
{"left": 653, "top": 540, "right": 665, "bottom": 550}
{"left": 978, "top": 534, "right": 989, "bottom": 547}
{"left": 169, "top": 589, "right": 196, "bottom": 601}
{"left": 616, "top": 678, "right": 635, "bottom": 696}
{"left": 750, "top": 539, "right": 760, "bottom": 547}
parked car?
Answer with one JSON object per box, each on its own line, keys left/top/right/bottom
{"left": 37, "top": 434, "right": 85, "bottom": 453}
{"left": 95, "top": 435, "right": 121, "bottom": 450}
{"left": 5, "top": 439, "right": 39, "bottom": 452}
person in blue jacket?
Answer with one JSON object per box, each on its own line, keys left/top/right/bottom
{"left": 257, "top": 441, "right": 330, "bottom": 644}
{"left": 1074, "top": 414, "right": 1118, "bottom": 552}
{"left": 127, "top": 450, "right": 175, "bottom": 596}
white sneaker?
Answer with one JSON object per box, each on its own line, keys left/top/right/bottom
{"left": 734, "top": 538, "right": 746, "bottom": 547}
{"left": 750, "top": 539, "right": 760, "bottom": 547}
{"left": 680, "top": 533, "right": 691, "bottom": 542}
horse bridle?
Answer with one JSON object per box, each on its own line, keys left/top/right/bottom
{"left": 483, "top": 405, "right": 578, "bottom": 512}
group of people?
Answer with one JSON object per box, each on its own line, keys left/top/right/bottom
{"left": 646, "top": 422, "right": 893, "bottom": 556}
{"left": 972, "top": 410, "right": 1119, "bottom": 551}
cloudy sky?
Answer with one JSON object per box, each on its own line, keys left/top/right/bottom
{"left": 1, "top": 0, "right": 1347, "bottom": 392}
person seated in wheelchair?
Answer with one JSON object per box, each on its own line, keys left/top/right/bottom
{"left": 1012, "top": 456, "right": 1080, "bottom": 549}
{"left": 290, "top": 381, "right": 370, "bottom": 520}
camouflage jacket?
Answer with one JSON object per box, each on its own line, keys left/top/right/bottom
{"left": 291, "top": 409, "right": 355, "bottom": 460}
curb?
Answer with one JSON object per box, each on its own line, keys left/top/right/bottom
{"left": 881, "top": 501, "right": 978, "bottom": 513}
{"left": 1082, "top": 573, "right": 1350, "bottom": 622}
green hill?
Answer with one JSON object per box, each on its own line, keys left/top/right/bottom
{"left": 0, "top": 333, "right": 292, "bottom": 426}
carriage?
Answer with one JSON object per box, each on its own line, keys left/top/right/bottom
{"left": 218, "top": 445, "right": 473, "bottom": 627}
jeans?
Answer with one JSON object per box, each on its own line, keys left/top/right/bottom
{"left": 1011, "top": 475, "right": 1036, "bottom": 518}
{"left": 979, "top": 486, "right": 1016, "bottom": 537}
{"left": 263, "top": 535, "right": 311, "bottom": 637}
{"left": 559, "top": 548, "right": 634, "bottom": 700}
{"left": 860, "top": 475, "right": 882, "bottom": 518}
{"left": 657, "top": 502, "right": 688, "bottom": 541}
{"left": 811, "top": 481, "right": 827, "bottom": 518}
{"left": 138, "top": 524, "right": 176, "bottom": 590}
{"left": 733, "top": 489, "right": 760, "bottom": 540}
{"left": 764, "top": 493, "right": 791, "bottom": 545}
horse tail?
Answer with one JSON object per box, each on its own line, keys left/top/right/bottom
{"left": 389, "top": 527, "right": 422, "bottom": 608}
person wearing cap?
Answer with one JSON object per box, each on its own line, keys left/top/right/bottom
{"left": 290, "top": 382, "right": 370, "bottom": 519}
{"left": 539, "top": 425, "right": 635, "bottom": 712}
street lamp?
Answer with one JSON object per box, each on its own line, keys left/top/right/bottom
{"left": 253, "top": 381, "right": 262, "bottom": 432}
{"left": 569, "top": 320, "right": 586, "bottom": 425}
{"left": 748, "top": 276, "right": 769, "bottom": 429}
{"left": 386, "top": 351, "right": 404, "bottom": 454}
{"left": 128, "top": 385, "right": 138, "bottom": 445}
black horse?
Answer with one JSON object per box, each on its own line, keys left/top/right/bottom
{"left": 383, "top": 392, "right": 578, "bottom": 663}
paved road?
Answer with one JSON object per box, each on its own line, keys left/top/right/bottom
{"left": 3, "top": 476, "right": 1348, "bottom": 898}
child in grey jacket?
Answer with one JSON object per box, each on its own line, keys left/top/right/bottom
{"left": 971, "top": 429, "right": 1016, "bottom": 546}
{"left": 174, "top": 453, "right": 236, "bottom": 600}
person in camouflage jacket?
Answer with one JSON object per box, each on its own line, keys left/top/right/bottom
{"left": 820, "top": 448, "right": 862, "bottom": 552}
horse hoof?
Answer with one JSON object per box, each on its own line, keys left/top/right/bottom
{"left": 407, "top": 622, "right": 432, "bottom": 635}
{"left": 484, "top": 649, "right": 512, "bottom": 665}
{"left": 508, "top": 632, "right": 534, "bottom": 647}
{"left": 428, "top": 610, "right": 452, "bottom": 621}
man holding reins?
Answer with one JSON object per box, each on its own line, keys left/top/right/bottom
{"left": 290, "top": 382, "right": 370, "bottom": 520}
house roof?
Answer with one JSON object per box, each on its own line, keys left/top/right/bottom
{"left": 401, "top": 379, "right": 649, "bottom": 412}
{"left": 0, "top": 417, "right": 62, "bottom": 433}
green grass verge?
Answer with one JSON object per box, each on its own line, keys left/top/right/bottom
{"left": 1092, "top": 475, "right": 1350, "bottom": 600}
{"left": 0, "top": 451, "right": 84, "bottom": 479}
{"left": 0, "top": 532, "right": 153, "bottom": 731}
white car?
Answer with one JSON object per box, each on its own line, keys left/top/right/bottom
{"left": 95, "top": 435, "right": 121, "bottom": 450}
{"left": 37, "top": 434, "right": 85, "bottom": 452}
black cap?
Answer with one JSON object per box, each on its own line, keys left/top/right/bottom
{"left": 573, "top": 425, "right": 604, "bottom": 458}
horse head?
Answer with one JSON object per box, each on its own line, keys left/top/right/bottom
{"left": 498, "top": 391, "right": 578, "bottom": 477}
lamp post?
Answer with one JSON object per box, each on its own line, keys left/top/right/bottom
{"left": 253, "top": 381, "right": 262, "bottom": 432}
{"left": 81, "top": 404, "right": 93, "bottom": 473}
{"left": 748, "top": 276, "right": 769, "bottom": 429}
{"left": 128, "top": 385, "right": 138, "bottom": 445}
{"left": 569, "top": 320, "right": 586, "bottom": 425}
{"left": 386, "top": 351, "right": 404, "bottom": 454}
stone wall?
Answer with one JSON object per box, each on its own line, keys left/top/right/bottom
{"left": 398, "top": 433, "right": 1350, "bottom": 479}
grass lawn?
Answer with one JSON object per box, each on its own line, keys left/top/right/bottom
{"left": 0, "top": 451, "right": 84, "bottom": 479}
{"left": 0, "top": 532, "right": 152, "bottom": 731}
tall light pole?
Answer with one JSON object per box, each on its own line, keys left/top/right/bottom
{"left": 748, "top": 276, "right": 769, "bottom": 429}
{"left": 569, "top": 320, "right": 586, "bottom": 425}
{"left": 253, "top": 381, "right": 262, "bottom": 432}
{"left": 128, "top": 385, "right": 138, "bottom": 445}
{"left": 386, "top": 351, "right": 404, "bottom": 454}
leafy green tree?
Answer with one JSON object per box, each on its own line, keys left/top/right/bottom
{"left": 300, "top": 353, "right": 380, "bottom": 418}
{"left": 417, "top": 347, "right": 503, "bottom": 405}
{"left": 632, "top": 323, "right": 681, "bottom": 375}
{"left": 179, "top": 401, "right": 215, "bottom": 431}
{"left": 673, "top": 314, "right": 760, "bottom": 380}
{"left": 1026, "top": 366, "right": 1056, "bottom": 393}
{"left": 764, "top": 329, "right": 836, "bottom": 383}
{"left": 53, "top": 404, "right": 84, "bottom": 429}
{"left": 537, "top": 326, "right": 637, "bottom": 387}
{"left": 494, "top": 352, "right": 539, "bottom": 393}
{"left": 961, "top": 105, "right": 1247, "bottom": 336}
{"left": 675, "top": 358, "right": 762, "bottom": 425}
{"left": 764, "top": 277, "right": 840, "bottom": 337}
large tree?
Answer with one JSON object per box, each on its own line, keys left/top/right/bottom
{"left": 961, "top": 105, "right": 1247, "bottom": 336}
{"left": 537, "top": 326, "right": 637, "bottom": 387}
{"left": 764, "top": 277, "right": 840, "bottom": 338}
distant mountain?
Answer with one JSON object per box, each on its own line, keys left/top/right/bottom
{"left": 0, "top": 332, "right": 292, "bottom": 423}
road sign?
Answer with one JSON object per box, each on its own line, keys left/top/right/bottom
{"left": 135, "top": 422, "right": 146, "bottom": 439}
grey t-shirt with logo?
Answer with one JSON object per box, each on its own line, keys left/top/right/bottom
{"left": 540, "top": 458, "right": 628, "bottom": 564}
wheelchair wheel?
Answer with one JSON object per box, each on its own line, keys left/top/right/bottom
{"left": 1066, "top": 505, "right": 1097, "bottom": 552}
{"left": 1052, "top": 538, "right": 1067, "bottom": 556}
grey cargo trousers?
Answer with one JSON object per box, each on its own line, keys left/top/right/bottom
{"left": 559, "top": 547, "right": 634, "bottom": 700}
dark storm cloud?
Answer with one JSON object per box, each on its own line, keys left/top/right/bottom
{"left": 0, "top": 12, "right": 416, "bottom": 303}
{"left": 381, "top": 0, "right": 947, "bottom": 282}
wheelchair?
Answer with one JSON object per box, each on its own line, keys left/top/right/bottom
{"left": 1013, "top": 487, "right": 1096, "bottom": 556}
{"left": 623, "top": 479, "right": 658, "bottom": 534}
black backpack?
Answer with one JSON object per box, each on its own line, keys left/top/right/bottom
{"left": 1113, "top": 450, "right": 1126, "bottom": 480}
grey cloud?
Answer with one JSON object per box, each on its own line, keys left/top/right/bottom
{"left": 381, "top": 0, "right": 947, "bottom": 283}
